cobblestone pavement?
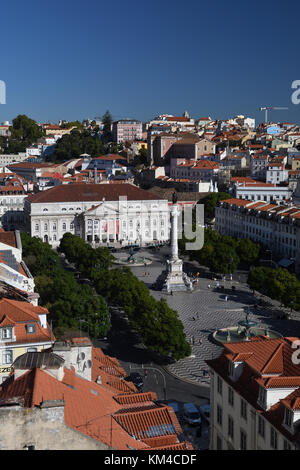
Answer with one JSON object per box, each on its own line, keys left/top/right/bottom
{"left": 114, "top": 248, "right": 300, "bottom": 388}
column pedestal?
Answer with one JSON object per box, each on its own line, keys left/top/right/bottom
{"left": 160, "top": 203, "right": 193, "bottom": 293}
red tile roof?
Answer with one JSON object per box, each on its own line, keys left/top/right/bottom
{"left": 0, "top": 346, "right": 193, "bottom": 450}
{"left": 0, "top": 231, "right": 17, "bottom": 248}
{"left": 27, "top": 183, "right": 165, "bottom": 203}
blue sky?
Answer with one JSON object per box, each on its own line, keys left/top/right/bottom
{"left": 1, "top": 0, "right": 300, "bottom": 125}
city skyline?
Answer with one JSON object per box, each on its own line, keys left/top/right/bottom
{"left": 1, "top": 0, "right": 300, "bottom": 125}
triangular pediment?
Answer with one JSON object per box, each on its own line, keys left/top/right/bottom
{"left": 83, "top": 202, "right": 119, "bottom": 216}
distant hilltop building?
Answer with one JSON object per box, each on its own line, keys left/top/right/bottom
{"left": 112, "top": 120, "right": 142, "bottom": 143}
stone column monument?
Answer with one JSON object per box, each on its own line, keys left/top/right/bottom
{"left": 161, "top": 192, "right": 193, "bottom": 292}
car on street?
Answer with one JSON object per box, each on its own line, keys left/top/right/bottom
{"left": 199, "top": 404, "right": 210, "bottom": 423}
{"left": 125, "top": 372, "right": 144, "bottom": 391}
{"left": 183, "top": 403, "right": 202, "bottom": 425}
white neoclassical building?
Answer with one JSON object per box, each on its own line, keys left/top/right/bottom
{"left": 24, "top": 183, "right": 170, "bottom": 248}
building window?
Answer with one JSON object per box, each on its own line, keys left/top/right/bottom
{"left": 216, "top": 435, "right": 222, "bottom": 450}
{"left": 258, "top": 386, "right": 266, "bottom": 407}
{"left": 2, "top": 350, "right": 13, "bottom": 364}
{"left": 26, "top": 324, "right": 36, "bottom": 334}
{"left": 1, "top": 327, "right": 12, "bottom": 340}
{"left": 217, "top": 376, "right": 223, "bottom": 395}
{"left": 217, "top": 405, "right": 223, "bottom": 426}
{"left": 228, "top": 387, "right": 234, "bottom": 406}
{"left": 240, "top": 429, "right": 247, "bottom": 450}
{"left": 284, "top": 440, "right": 291, "bottom": 450}
{"left": 241, "top": 399, "right": 247, "bottom": 421}
{"left": 62, "top": 223, "right": 66, "bottom": 231}
{"left": 228, "top": 415, "right": 234, "bottom": 439}
{"left": 270, "top": 428, "right": 278, "bottom": 449}
{"left": 35, "top": 224, "right": 39, "bottom": 231}
{"left": 53, "top": 223, "right": 57, "bottom": 231}
{"left": 284, "top": 408, "right": 293, "bottom": 428}
{"left": 44, "top": 223, "right": 48, "bottom": 231}
{"left": 228, "top": 360, "right": 234, "bottom": 377}
{"left": 258, "top": 415, "right": 265, "bottom": 438}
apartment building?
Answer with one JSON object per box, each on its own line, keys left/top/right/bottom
{"left": 112, "top": 120, "right": 142, "bottom": 143}
{"left": 215, "top": 198, "right": 300, "bottom": 273}
{"left": 171, "top": 159, "right": 219, "bottom": 182}
{"left": 250, "top": 154, "right": 269, "bottom": 180}
{"left": 233, "top": 180, "right": 291, "bottom": 202}
{"left": 266, "top": 162, "right": 289, "bottom": 184}
{"left": 207, "top": 336, "right": 300, "bottom": 450}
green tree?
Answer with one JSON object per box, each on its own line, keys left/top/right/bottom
{"left": 7, "top": 115, "right": 44, "bottom": 153}
{"left": 102, "top": 110, "right": 113, "bottom": 143}
{"left": 201, "top": 192, "right": 231, "bottom": 220}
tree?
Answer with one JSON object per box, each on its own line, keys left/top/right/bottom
{"left": 48, "top": 128, "right": 108, "bottom": 162}
{"left": 200, "top": 192, "right": 231, "bottom": 220}
{"left": 21, "top": 233, "right": 111, "bottom": 338}
{"left": 102, "top": 110, "right": 113, "bottom": 143}
{"left": 6, "top": 115, "right": 44, "bottom": 153}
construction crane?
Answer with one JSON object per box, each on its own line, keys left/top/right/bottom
{"left": 259, "top": 106, "right": 288, "bottom": 124}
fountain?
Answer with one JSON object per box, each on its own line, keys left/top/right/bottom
{"left": 213, "top": 307, "right": 282, "bottom": 345}
{"left": 113, "top": 246, "right": 152, "bottom": 267}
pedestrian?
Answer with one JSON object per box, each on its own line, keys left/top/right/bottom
{"left": 192, "top": 336, "right": 195, "bottom": 345}
{"left": 207, "top": 284, "right": 211, "bottom": 289}
{"left": 225, "top": 295, "right": 228, "bottom": 302}
{"left": 171, "top": 290, "right": 173, "bottom": 296}
{"left": 192, "top": 316, "right": 196, "bottom": 321}
{"left": 199, "top": 338, "right": 202, "bottom": 345}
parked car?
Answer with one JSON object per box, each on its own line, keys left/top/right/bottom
{"left": 183, "top": 403, "right": 202, "bottom": 425}
{"left": 199, "top": 404, "right": 210, "bottom": 423}
{"left": 125, "top": 372, "right": 144, "bottom": 391}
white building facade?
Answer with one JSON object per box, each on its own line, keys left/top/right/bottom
{"left": 234, "top": 182, "right": 291, "bottom": 203}
{"left": 215, "top": 198, "right": 300, "bottom": 274}
{"left": 24, "top": 183, "right": 170, "bottom": 248}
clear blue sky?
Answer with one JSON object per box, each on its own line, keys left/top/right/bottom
{"left": 1, "top": 0, "right": 300, "bottom": 125}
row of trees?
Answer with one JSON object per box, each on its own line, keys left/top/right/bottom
{"left": 21, "top": 233, "right": 111, "bottom": 339}
{"left": 58, "top": 233, "right": 192, "bottom": 360}
{"left": 247, "top": 267, "right": 300, "bottom": 311}
{"left": 179, "top": 227, "right": 262, "bottom": 274}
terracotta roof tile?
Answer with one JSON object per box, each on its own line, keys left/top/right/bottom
{"left": 27, "top": 183, "right": 164, "bottom": 203}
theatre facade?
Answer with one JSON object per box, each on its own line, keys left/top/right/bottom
{"left": 24, "top": 183, "right": 170, "bottom": 247}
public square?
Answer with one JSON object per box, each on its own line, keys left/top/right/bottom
{"left": 115, "top": 246, "right": 300, "bottom": 387}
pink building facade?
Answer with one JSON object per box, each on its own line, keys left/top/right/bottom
{"left": 112, "top": 120, "right": 143, "bottom": 143}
